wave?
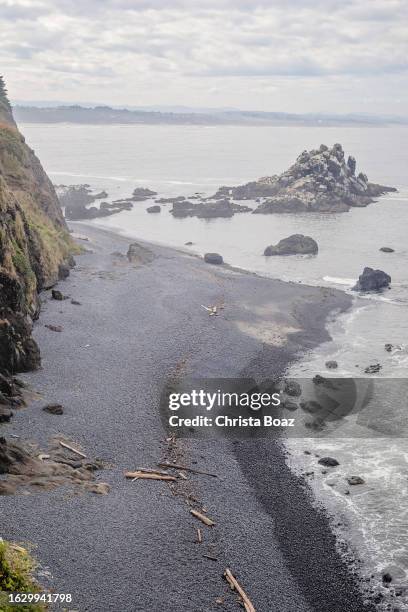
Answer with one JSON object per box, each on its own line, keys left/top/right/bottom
{"left": 49, "top": 171, "right": 131, "bottom": 182}
{"left": 323, "top": 276, "right": 355, "bottom": 286}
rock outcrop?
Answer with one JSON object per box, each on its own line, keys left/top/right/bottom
{"left": 264, "top": 234, "right": 318, "bottom": 256}
{"left": 0, "top": 76, "right": 75, "bottom": 375}
{"left": 352, "top": 267, "right": 391, "bottom": 292}
{"left": 170, "top": 198, "right": 251, "bottom": 219}
{"left": 58, "top": 185, "right": 157, "bottom": 220}
{"left": 214, "top": 144, "right": 395, "bottom": 214}
{"left": 126, "top": 242, "right": 155, "bottom": 266}
{"left": 132, "top": 187, "right": 157, "bottom": 201}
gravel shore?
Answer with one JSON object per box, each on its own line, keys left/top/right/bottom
{"left": 1, "top": 224, "right": 376, "bottom": 611}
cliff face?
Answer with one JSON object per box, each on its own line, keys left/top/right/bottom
{"left": 0, "top": 78, "right": 75, "bottom": 373}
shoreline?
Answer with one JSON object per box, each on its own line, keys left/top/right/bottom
{"left": 1, "top": 222, "right": 379, "bottom": 611}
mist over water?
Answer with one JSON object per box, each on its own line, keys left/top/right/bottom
{"left": 22, "top": 122, "right": 408, "bottom": 600}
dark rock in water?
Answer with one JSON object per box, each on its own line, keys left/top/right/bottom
{"left": 214, "top": 144, "right": 395, "bottom": 214}
{"left": 58, "top": 263, "right": 70, "bottom": 280}
{"left": 58, "top": 185, "right": 108, "bottom": 220}
{"left": 146, "top": 205, "right": 161, "bottom": 213}
{"left": 352, "top": 267, "right": 391, "bottom": 292}
{"left": 170, "top": 198, "right": 247, "bottom": 219}
{"left": 283, "top": 400, "right": 298, "bottom": 411}
{"left": 132, "top": 187, "right": 157, "bottom": 201}
{"left": 204, "top": 253, "right": 223, "bottom": 265}
{"left": 230, "top": 202, "right": 253, "bottom": 213}
{"left": 185, "top": 241, "right": 193, "bottom": 246}
{"left": 300, "top": 400, "right": 323, "bottom": 414}
{"left": 58, "top": 184, "right": 146, "bottom": 220}
{"left": 318, "top": 457, "right": 339, "bottom": 467}
{"left": 283, "top": 379, "right": 302, "bottom": 397}
{"left": 325, "top": 360, "right": 338, "bottom": 369}
{"left": 365, "top": 363, "right": 382, "bottom": 374}
{"left": 71, "top": 299, "right": 81, "bottom": 306}
{"left": 347, "top": 475, "right": 365, "bottom": 485}
{"left": 380, "top": 247, "right": 395, "bottom": 253}
{"left": 312, "top": 374, "right": 338, "bottom": 390}
{"left": 384, "top": 343, "right": 393, "bottom": 352}
{"left": 198, "top": 199, "right": 234, "bottom": 218}
{"left": 264, "top": 234, "right": 318, "bottom": 256}
{"left": 43, "top": 403, "right": 64, "bottom": 415}
{"left": 51, "top": 289, "right": 65, "bottom": 301}
{"left": 382, "top": 573, "right": 393, "bottom": 584}
{"left": 156, "top": 196, "right": 186, "bottom": 204}
{"left": 126, "top": 243, "right": 155, "bottom": 266}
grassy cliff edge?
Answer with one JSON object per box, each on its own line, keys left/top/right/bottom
{"left": 0, "top": 76, "right": 76, "bottom": 373}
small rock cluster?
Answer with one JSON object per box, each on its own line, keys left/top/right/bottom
{"left": 170, "top": 198, "right": 252, "bottom": 219}
{"left": 57, "top": 185, "right": 157, "bottom": 220}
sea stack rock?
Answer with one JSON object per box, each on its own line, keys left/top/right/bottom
{"left": 214, "top": 144, "right": 395, "bottom": 214}
{"left": 352, "top": 267, "right": 391, "bottom": 292}
{"left": 264, "top": 234, "right": 318, "bottom": 256}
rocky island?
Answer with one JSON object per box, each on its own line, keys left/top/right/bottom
{"left": 214, "top": 143, "right": 396, "bottom": 214}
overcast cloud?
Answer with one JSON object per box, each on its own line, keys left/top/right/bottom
{"left": 0, "top": 0, "right": 407, "bottom": 113}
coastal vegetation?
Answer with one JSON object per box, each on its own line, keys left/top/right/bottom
{"left": 0, "top": 540, "right": 44, "bottom": 611}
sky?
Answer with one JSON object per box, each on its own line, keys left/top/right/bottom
{"left": 0, "top": 0, "right": 407, "bottom": 114}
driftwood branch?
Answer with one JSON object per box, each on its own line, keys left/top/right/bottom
{"left": 190, "top": 509, "right": 215, "bottom": 526}
{"left": 59, "top": 440, "right": 87, "bottom": 459}
{"left": 125, "top": 471, "right": 177, "bottom": 481}
{"left": 224, "top": 569, "right": 255, "bottom": 612}
{"left": 158, "top": 461, "right": 217, "bottom": 478}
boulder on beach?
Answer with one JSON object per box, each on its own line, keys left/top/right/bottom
{"left": 42, "top": 403, "right": 64, "bottom": 415}
{"left": 379, "top": 247, "right": 395, "bottom": 253}
{"left": 127, "top": 243, "right": 155, "bottom": 266}
{"left": 147, "top": 205, "right": 161, "bottom": 213}
{"left": 352, "top": 267, "right": 391, "bottom": 292}
{"left": 213, "top": 144, "right": 396, "bottom": 214}
{"left": 204, "top": 253, "right": 224, "bottom": 265}
{"left": 264, "top": 234, "right": 318, "bottom": 256}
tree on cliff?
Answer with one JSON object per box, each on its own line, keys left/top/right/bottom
{"left": 0, "top": 76, "right": 10, "bottom": 105}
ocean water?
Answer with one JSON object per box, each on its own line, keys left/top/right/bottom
{"left": 21, "top": 123, "right": 408, "bottom": 603}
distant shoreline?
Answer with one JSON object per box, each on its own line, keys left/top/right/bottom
{"left": 14, "top": 104, "right": 408, "bottom": 128}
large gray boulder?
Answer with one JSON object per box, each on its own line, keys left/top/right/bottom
{"left": 264, "top": 234, "right": 318, "bottom": 256}
{"left": 204, "top": 253, "right": 224, "bottom": 265}
{"left": 352, "top": 267, "right": 391, "bottom": 292}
